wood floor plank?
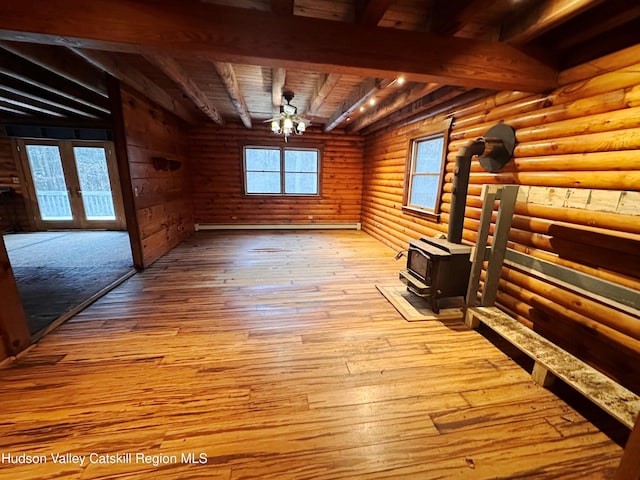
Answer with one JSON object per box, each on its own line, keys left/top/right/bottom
{"left": 0, "top": 231, "right": 625, "bottom": 479}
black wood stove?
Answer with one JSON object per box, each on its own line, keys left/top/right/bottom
{"left": 399, "top": 124, "right": 516, "bottom": 313}
{"left": 400, "top": 237, "right": 472, "bottom": 313}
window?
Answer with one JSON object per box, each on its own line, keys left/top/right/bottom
{"left": 404, "top": 126, "right": 450, "bottom": 218}
{"left": 244, "top": 146, "right": 319, "bottom": 195}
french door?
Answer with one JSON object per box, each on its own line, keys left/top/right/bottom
{"left": 18, "top": 140, "right": 125, "bottom": 230}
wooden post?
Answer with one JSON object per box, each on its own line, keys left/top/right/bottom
{"left": 532, "top": 361, "right": 556, "bottom": 387}
{"left": 106, "top": 75, "right": 145, "bottom": 270}
{"left": 615, "top": 414, "right": 640, "bottom": 480}
{"left": 0, "top": 236, "right": 31, "bottom": 357}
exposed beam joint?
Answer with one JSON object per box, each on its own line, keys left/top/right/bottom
{"left": 212, "top": 61, "right": 250, "bottom": 128}
{"left": 502, "top": 0, "right": 607, "bottom": 44}
{"left": 272, "top": 67, "right": 286, "bottom": 108}
{"left": 306, "top": 73, "right": 340, "bottom": 116}
{"left": 71, "top": 48, "right": 199, "bottom": 124}
{"left": 0, "top": 1, "right": 558, "bottom": 92}
{"left": 146, "top": 53, "right": 224, "bottom": 125}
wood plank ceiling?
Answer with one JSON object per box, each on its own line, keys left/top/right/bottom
{"left": 0, "top": 0, "right": 638, "bottom": 134}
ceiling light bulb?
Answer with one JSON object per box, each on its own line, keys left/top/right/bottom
{"left": 297, "top": 121, "right": 306, "bottom": 133}
{"left": 271, "top": 120, "right": 280, "bottom": 133}
{"left": 359, "top": 106, "right": 365, "bottom": 112}
{"left": 368, "top": 98, "right": 376, "bottom": 106}
{"left": 397, "top": 76, "right": 406, "bottom": 86}
{"left": 283, "top": 117, "right": 293, "bottom": 130}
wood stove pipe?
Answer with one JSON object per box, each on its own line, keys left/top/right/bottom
{"left": 447, "top": 138, "right": 486, "bottom": 244}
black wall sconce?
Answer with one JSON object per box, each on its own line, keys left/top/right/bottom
{"left": 152, "top": 157, "right": 181, "bottom": 171}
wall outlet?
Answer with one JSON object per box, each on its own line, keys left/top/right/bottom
{"left": 11, "top": 176, "right": 19, "bottom": 184}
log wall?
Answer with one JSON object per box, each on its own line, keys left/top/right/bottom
{"left": 361, "top": 45, "right": 640, "bottom": 394}
{"left": 119, "top": 85, "right": 194, "bottom": 268}
{"left": 189, "top": 123, "right": 363, "bottom": 226}
{"left": 0, "top": 133, "right": 31, "bottom": 232}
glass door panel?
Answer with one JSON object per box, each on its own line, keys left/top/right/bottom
{"left": 73, "top": 146, "right": 116, "bottom": 221}
{"left": 25, "top": 145, "right": 73, "bottom": 221}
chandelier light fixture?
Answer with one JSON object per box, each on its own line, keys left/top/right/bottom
{"left": 269, "top": 91, "right": 308, "bottom": 142}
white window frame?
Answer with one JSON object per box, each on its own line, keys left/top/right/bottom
{"left": 243, "top": 146, "right": 320, "bottom": 196}
{"left": 403, "top": 121, "right": 451, "bottom": 220}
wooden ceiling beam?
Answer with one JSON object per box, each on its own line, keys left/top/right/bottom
{"left": 0, "top": 83, "right": 100, "bottom": 119}
{"left": 145, "top": 53, "right": 224, "bottom": 126}
{"left": 0, "top": 48, "right": 109, "bottom": 114}
{"left": 360, "top": 88, "right": 492, "bottom": 136}
{"left": 324, "top": 78, "right": 390, "bottom": 132}
{"left": 211, "top": 61, "right": 250, "bottom": 128}
{"left": 0, "top": 104, "right": 30, "bottom": 117}
{"left": 356, "top": 0, "right": 394, "bottom": 25}
{"left": 346, "top": 82, "right": 440, "bottom": 133}
{"left": 0, "top": 0, "right": 558, "bottom": 93}
{"left": 0, "top": 72, "right": 108, "bottom": 118}
{"left": 272, "top": 67, "right": 286, "bottom": 108}
{"left": 0, "top": 94, "right": 65, "bottom": 117}
{"left": 502, "top": 0, "right": 607, "bottom": 44}
{"left": 71, "top": 48, "right": 199, "bottom": 125}
{"left": 305, "top": 73, "right": 340, "bottom": 117}
{"left": 545, "top": 0, "right": 640, "bottom": 51}
{"left": 0, "top": 41, "right": 107, "bottom": 97}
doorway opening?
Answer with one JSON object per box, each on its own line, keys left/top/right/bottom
{"left": 3, "top": 138, "right": 134, "bottom": 339}
{"left": 17, "top": 139, "right": 126, "bottom": 230}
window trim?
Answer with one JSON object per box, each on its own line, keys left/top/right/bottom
{"left": 402, "top": 119, "right": 452, "bottom": 221}
{"left": 242, "top": 144, "right": 321, "bottom": 197}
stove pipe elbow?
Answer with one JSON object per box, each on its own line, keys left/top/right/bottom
{"left": 447, "top": 138, "right": 486, "bottom": 244}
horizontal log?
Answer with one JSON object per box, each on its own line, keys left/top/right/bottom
{"left": 507, "top": 242, "right": 640, "bottom": 291}
{"left": 443, "top": 170, "right": 640, "bottom": 190}
{"left": 510, "top": 214, "right": 640, "bottom": 246}
{"left": 551, "top": 63, "right": 640, "bottom": 106}
{"left": 516, "top": 106, "right": 640, "bottom": 142}
{"left": 501, "top": 267, "right": 640, "bottom": 339}
{"left": 559, "top": 43, "right": 640, "bottom": 86}
{"left": 514, "top": 201, "right": 640, "bottom": 235}
{"left": 451, "top": 86, "right": 640, "bottom": 142}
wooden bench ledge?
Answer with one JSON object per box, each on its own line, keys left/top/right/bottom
{"left": 466, "top": 306, "right": 640, "bottom": 429}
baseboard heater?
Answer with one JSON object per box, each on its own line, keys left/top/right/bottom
{"left": 195, "top": 223, "right": 362, "bottom": 231}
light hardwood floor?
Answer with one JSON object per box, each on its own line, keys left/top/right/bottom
{"left": 0, "top": 231, "right": 627, "bottom": 479}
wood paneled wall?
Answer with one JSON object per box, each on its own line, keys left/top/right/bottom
{"left": 0, "top": 133, "right": 30, "bottom": 232}
{"left": 361, "top": 44, "right": 640, "bottom": 394}
{"left": 189, "top": 123, "right": 363, "bottom": 225}
{"left": 117, "top": 84, "right": 194, "bottom": 268}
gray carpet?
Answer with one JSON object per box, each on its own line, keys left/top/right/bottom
{"left": 3, "top": 231, "right": 134, "bottom": 335}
